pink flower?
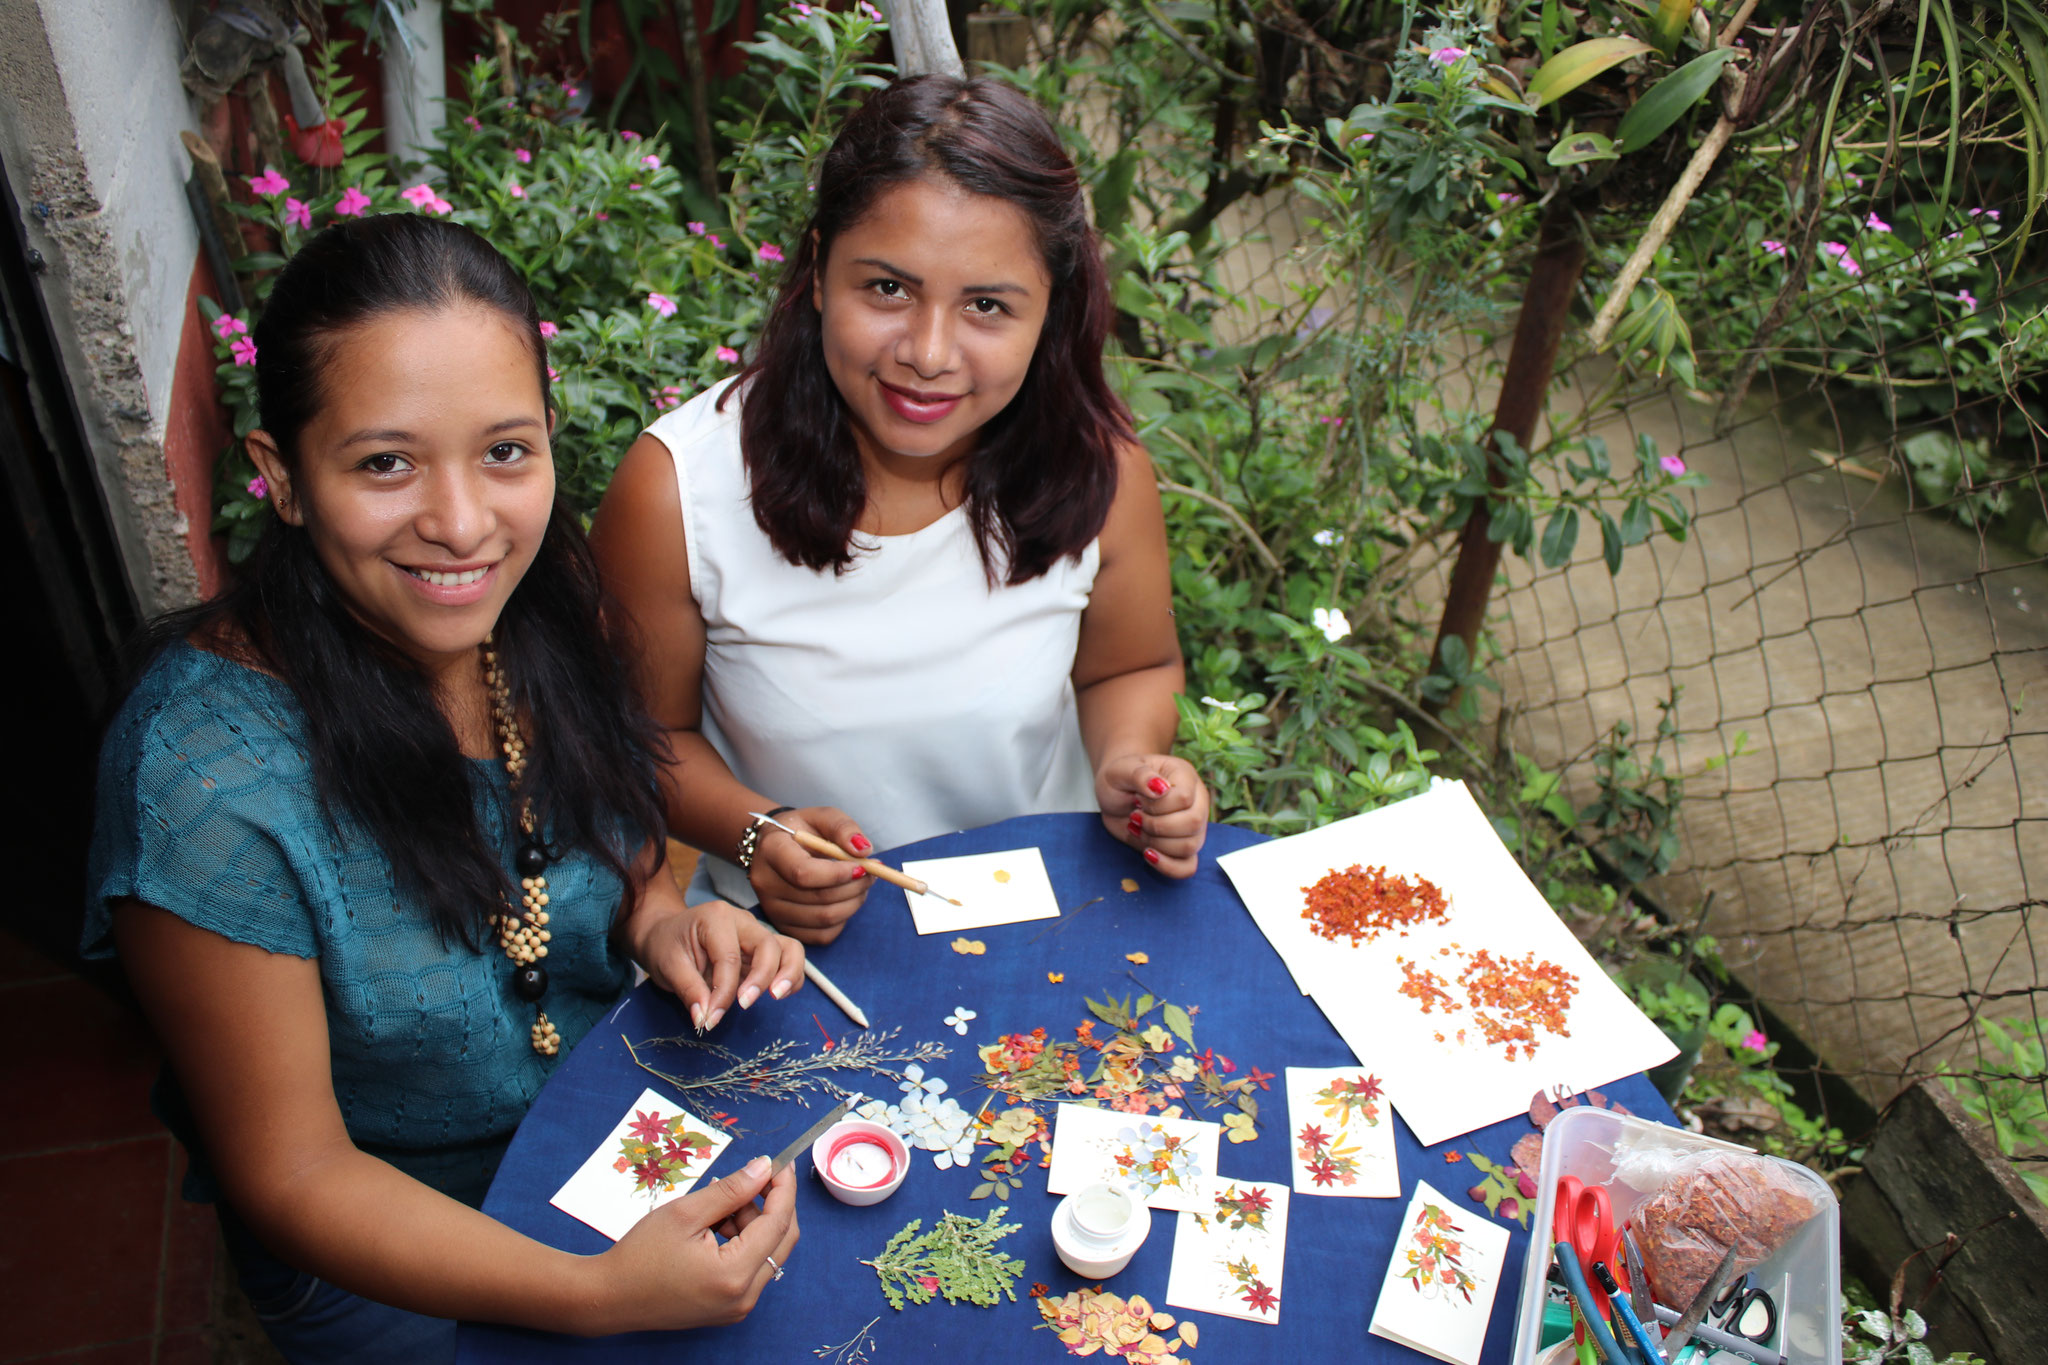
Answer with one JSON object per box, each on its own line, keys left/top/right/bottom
{"left": 1865, "top": 212, "right": 1891, "bottom": 233}
{"left": 400, "top": 182, "right": 450, "bottom": 213}
{"left": 1430, "top": 46, "right": 1470, "bottom": 65}
{"left": 706, "top": 233, "right": 722, "bottom": 248}
{"left": 509, "top": 180, "right": 525, "bottom": 199}
{"left": 790, "top": 2, "right": 813, "bottom": 14}
{"left": 463, "top": 115, "right": 482, "bottom": 131}
{"left": 562, "top": 83, "right": 581, "bottom": 98}
{"left": 212, "top": 314, "right": 248, "bottom": 340}
{"left": 647, "top": 292, "right": 678, "bottom": 318}
{"left": 1660, "top": 454, "right": 1686, "bottom": 476}
{"left": 246, "top": 475, "right": 268, "bottom": 498}
{"left": 1821, "top": 242, "right": 1861, "bottom": 275}
{"left": 514, "top": 147, "right": 533, "bottom": 164}
{"left": 716, "top": 346, "right": 740, "bottom": 363}
{"left": 620, "top": 129, "right": 641, "bottom": 141}
{"left": 687, "top": 221, "right": 706, "bottom": 235}
{"left": 229, "top": 336, "right": 258, "bottom": 367}
{"left": 430, "top": 195, "right": 453, "bottom": 215}
{"left": 641, "top": 154, "right": 662, "bottom": 170}
{"left": 1759, "top": 239, "right": 1786, "bottom": 256}
{"left": 1352, "top": 131, "right": 1375, "bottom": 144}
{"left": 247, "top": 168, "right": 290, "bottom": 197}
{"left": 1957, "top": 289, "right": 1978, "bottom": 313}
{"left": 652, "top": 384, "right": 684, "bottom": 410}
{"left": 539, "top": 320, "right": 559, "bottom": 339}
{"left": 628, "top": 183, "right": 642, "bottom": 191}
{"left": 1497, "top": 192, "right": 1522, "bottom": 206}
{"left": 595, "top": 211, "right": 609, "bottom": 221}
{"left": 916, "top": 1275, "right": 939, "bottom": 1293}
{"left": 758, "top": 243, "right": 785, "bottom": 263}
{"left": 1968, "top": 207, "right": 2001, "bottom": 221}
{"left": 334, "top": 186, "right": 372, "bottom": 217}
{"left": 1741, "top": 1029, "right": 1768, "bottom": 1052}
{"left": 284, "top": 197, "right": 312, "bottom": 230}
{"left": 548, "top": 365, "right": 561, "bottom": 382}
{"left": 857, "top": 0, "right": 881, "bottom": 17}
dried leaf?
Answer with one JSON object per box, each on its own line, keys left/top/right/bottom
{"left": 951, "top": 937, "right": 987, "bottom": 955}
{"left": 1179, "top": 1321, "right": 1199, "bottom": 1346}
{"left": 1512, "top": 1133, "right": 1545, "bottom": 1173}
{"left": 1530, "top": 1091, "right": 1560, "bottom": 1128}
{"left": 1135, "top": 994, "right": 1155, "bottom": 1018}
{"left": 1149, "top": 1312, "right": 1174, "bottom": 1329}
{"left": 971, "top": 1181, "right": 996, "bottom": 1199}
{"left": 1162, "top": 1003, "right": 1195, "bottom": 1048}
{"left": 1121, "top": 878, "right": 1140, "bottom": 892}
{"left": 1126, "top": 951, "right": 1150, "bottom": 964}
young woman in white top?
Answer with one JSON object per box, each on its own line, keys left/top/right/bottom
{"left": 591, "top": 75, "right": 1209, "bottom": 942}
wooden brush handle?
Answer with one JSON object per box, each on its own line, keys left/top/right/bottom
{"left": 782, "top": 825, "right": 931, "bottom": 897}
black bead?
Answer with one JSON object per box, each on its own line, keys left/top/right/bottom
{"left": 512, "top": 964, "right": 549, "bottom": 1002}
{"left": 516, "top": 842, "right": 548, "bottom": 877}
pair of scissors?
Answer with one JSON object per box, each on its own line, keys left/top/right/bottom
{"left": 1552, "top": 1176, "right": 1634, "bottom": 1365}
{"left": 1710, "top": 1276, "right": 1780, "bottom": 1344}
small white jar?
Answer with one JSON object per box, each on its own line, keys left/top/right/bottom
{"left": 1051, "top": 1182, "right": 1152, "bottom": 1278}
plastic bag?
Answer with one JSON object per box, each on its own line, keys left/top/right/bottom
{"left": 1622, "top": 1150, "right": 1819, "bottom": 1307}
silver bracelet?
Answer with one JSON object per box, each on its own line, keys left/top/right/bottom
{"left": 735, "top": 806, "right": 796, "bottom": 870}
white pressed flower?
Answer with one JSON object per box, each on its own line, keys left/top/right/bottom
{"left": 1312, "top": 607, "right": 1352, "bottom": 643}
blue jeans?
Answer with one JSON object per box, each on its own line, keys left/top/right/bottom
{"left": 221, "top": 1205, "right": 456, "bottom": 1364}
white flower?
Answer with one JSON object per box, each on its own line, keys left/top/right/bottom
{"left": 944, "top": 1007, "right": 978, "bottom": 1035}
{"left": 1200, "top": 696, "right": 1240, "bottom": 712}
{"left": 898, "top": 1063, "right": 947, "bottom": 1100}
{"left": 1312, "top": 606, "right": 1352, "bottom": 643}
{"left": 1312, "top": 528, "right": 1343, "bottom": 546}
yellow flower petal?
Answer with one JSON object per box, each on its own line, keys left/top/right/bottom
{"left": 1126, "top": 951, "right": 1149, "bottom": 964}
{"left": 1121, "top": 878, "right": 1140, "bottom": 892}
{"left": 951, "top": 937, "right": 986, "bottom": 955}
{"left": 1149, "top": 1311, "right": 1174, "bottom": 1329}
{"left": 1179, "top": 1321, "right": 1200, "bottom": 1346}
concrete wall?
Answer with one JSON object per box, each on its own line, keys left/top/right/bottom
{"left": 0, "top": 0, "right": 205, "bottom": 612}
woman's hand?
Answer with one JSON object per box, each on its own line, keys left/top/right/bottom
{"left": 1097, "top": 753, "right": 1210, "bottom": 877}
{"left": 750, "top": 805, "right": 874, "bottom": 945}
{"left": 634, "top": 894, "right": 806, "bottom": 1032}
{"left": 593, "top": 1156, "right": 799, "bottom": 1333}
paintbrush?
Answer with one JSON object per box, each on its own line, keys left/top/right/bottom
{"left": 747, "top": 812, "right": 963, "bottom": 905}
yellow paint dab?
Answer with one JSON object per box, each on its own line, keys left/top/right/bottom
{"left": 993, "top": 869, "right": 1012, "bottom": 884}
{"left": 1120, "top": 878, "right": 1140, "bottom": 893}
{"left": 951, "top": 937, "right": 987, "bottom": 955}
{"left": 1126, "top": 951, "right": 1149, "bottom": 964}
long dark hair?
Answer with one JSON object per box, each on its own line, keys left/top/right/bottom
{"left": 142, "top": 214, "right": 666, "bottom": 947}
{"left": 727, "top": 75, "right": 1131, "bottom": 585}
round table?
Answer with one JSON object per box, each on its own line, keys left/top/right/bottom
{"left": 457, "top": 813, "right": 1676, "bottom": 1362}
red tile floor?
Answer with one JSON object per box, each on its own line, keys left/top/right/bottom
{"left": 0, "top": 927, "right": 265, "bottom": 1364}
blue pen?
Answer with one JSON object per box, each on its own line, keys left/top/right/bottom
{"left": 1553, "top": 1242, "right": 1631, "bottom": 1365}
{"left": 1593, "top": 1261, "right": 1662, "bottom": 1365}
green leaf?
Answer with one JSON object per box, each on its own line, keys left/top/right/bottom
{"left": 970, "top": 1181, "right": 996, "bottom": 1199}
{"left": 1648, "top": 0, "right": 1694, "bottom": 59}
{"left": 1134, "top": 994, "right": 1156, "bottom": 1020}
{"left": 1527, "top": 38, "right": 1655, "bottom": 107}
{"left": 1600, "top": 510, "right": 1624, "bottom": 575}
{"left": 1547, "top": 131, "right": 1619, "bottom": 167}
{"left": 1539, "top": 506, "right": 1580, "bottom": 567}
{"left": 1085, "top": 996, "right": 1125, "bottom": 1028}
{"left": 1163, "top": 1003, "right": 1195, "bottom": 1047}
{"left": 1615, "top": 49, "right": 1738, "bottom": 152}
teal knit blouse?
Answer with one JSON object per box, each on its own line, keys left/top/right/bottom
{"left": 86, "top": 642, "right": 633, "bottom": 1206}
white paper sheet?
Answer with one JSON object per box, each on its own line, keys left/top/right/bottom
{"left": 1368, "top": 1179, "right": 1511, "bottom": 1365}
{"left": 1218, "top": 781, "right": 1677, "bottom": 1145}
{"left": 1165, "top": 1176, "right": 1291, "bottom": 1325}
{"left": 1044, "top": 1103, "right": 1222, "bottom": 1212}
{"left": 1285, "top": 1065, "right": 1400, "bottom": 1197}
{"left": 898, "top": 847, "right": 1061, "bottom": 935}
{"left": 549, "top": 1088, "right": 735, "bottom": 1242}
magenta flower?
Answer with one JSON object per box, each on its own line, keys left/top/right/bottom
{"left": 284, "top": 197, "right": 312, "bottom": 230}
{"left": 1660, "top": 454, "right": 1686, "bottom": 476}
{"left": 790, "top": 2, "right": 813, "bottom": 14}
{"left": 652, "top": 384, "right": 684, "bottom": 411}
{"left": 401, "top": 182, "right": 437, "bottom": 208}
{"left": 463, "top": 115, "right": 482, "bottom": 131}
{"left": 562, "top": 83, "right": 581, "bottom": 98}
{"left": 230, "top": 336, "right": 258, "bottom": 367}
{"left": 212, "top": 314, "right": 248, "bottom": 340}
{"left": 620, "top": 129, "right": 640, "bottom": 142}
{"left": 539, "top": 320, "right": 559, "bottom": 339}
{"left": 1741, "top": 1029, "right": 1768, "bottom": 1052}
{"left": 246, "top": 475, "right": 269, "bottom": 498}
{"left": 1759, "top": 239, "right": 1787, "bottom": 257}
{"left": 1430, "top": 46, "right": 1470, "bottom": 65}
{"left": 758, "top": 243, "right": 785, "bottom": 263}
{"left": 1865, "top": 211, "right": 1891, "bottom": 233}
{"left": 706, "top": 233, "right": 722, "bottom": 248}
{"left": 716, "top": 346, "right": 740, "bottom": 363}
{"left": 509, "top": 180, "right": 525, "bottom": 199}
{"left": 687, "top": 221, "right": 706, "bottom": 235}
{"left": 1968, "top": 207, "right": 2001, "bottom": 221}
{"left": 247, "top": 168, "right": 290, "bottom": 197}
{"left": 548, "top": 365, "right": 561, "bottom": 382}
{"left": 647, "top": 292, "right": 678, "bottom": 318}
{"left": 628, "top": 183, "right": 642, "bottom": 191}
{"left": 1957, "top": 289, "right": 1978, "bottom": 313}
{"left": 1497, "top": 192, "right": 1522, "bottom": 206}
{"left": 1821, "top": 242, "right": 1861, "bottom": 275}
{"left": 857, "top": 0, "right": 881, "bottom": 17}
{"left": 641, "top": 153, "right": 662, "bottom": 170}
{"left": 334, "top": 186, "right": 372, "bottom": 218}
{"left": 595, "top": 211, "right": 610, "bottom": 221}
{"left": 514, "top": 147, "right": 533, "bottom": 164}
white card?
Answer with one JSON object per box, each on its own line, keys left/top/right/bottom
{"left": 1368, "top": 1179, "right": 1511, "bottom": 1365}
{"left": 1286, "top": 1066, "right": 1400, "bottom": 1197}
{"left": 549, "top": 1088, "right": 735, "bottom": 1242}
{"left": 1044, "top": 1103, "right": 1222, "bottom": 1212}
{"left": 899, "top": 847, "right": 1061, "bottom": 935}
{"left": 1217, "top": 782, "right": 1677, "bottom": 1145}
{"left": 1165, "top": 1176, "right": 1291, "bottom": 1324}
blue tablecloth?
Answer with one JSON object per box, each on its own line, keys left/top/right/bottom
{"left": 458, "top": 813, "right": 1676, "bottom": 1362}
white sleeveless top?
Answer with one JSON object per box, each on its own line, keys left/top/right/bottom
{"left": 645, "top": 379, "right": 1101, "bottom": 906}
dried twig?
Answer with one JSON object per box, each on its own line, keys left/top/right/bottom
{"left": 625, "top": 1027, "right": 949, "bottom": 1107}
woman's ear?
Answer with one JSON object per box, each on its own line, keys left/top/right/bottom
{"left": 245, "top": 431, "right": 302, "bottom": 526}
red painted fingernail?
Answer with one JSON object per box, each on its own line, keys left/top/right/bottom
{"left": 1144, "top": 848, "right": 1161, "bottom": 865}
{"left": 1129, "top": 811, "right": 1144, "bottom": 828}
{"left": 850, "top": 867, "right": 865, "bottom": 879}
{"left": 1148, "top": 777, "right": 1169, "bottom": 795}
{"left": 851, "top": 834, "right": 871, "bottom": 853}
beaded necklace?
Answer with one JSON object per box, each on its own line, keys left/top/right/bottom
{"left": 482, "top": 633, "right": 561, "bottom": 1057}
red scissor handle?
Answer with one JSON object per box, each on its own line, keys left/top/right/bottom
{"left": 1555, "top": 1178, "right": 1618, "bottom": 1322}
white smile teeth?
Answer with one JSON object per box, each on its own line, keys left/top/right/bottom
{"left": 409, "top": 566, "right": 489, "bottom": 587}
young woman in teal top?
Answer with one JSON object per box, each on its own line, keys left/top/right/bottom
{"left": 87, "top": 215, "right": 805, "bottom": 1358}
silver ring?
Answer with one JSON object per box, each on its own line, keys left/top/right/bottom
{"left": 764, "top": 1253, "right": 785, "bottom": 1281}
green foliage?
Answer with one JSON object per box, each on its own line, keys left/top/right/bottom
{"left": 1576, "top": 695, "right": 1684, "bottom": 886}
{"left": 1939, "top": 1015, "right": 2048, "bottom": 1204}
{"left": 863, "top": 1207, "right": 1026, "bottom": 1310}
{"left": 1845, "top": 1299, "right": 1984, "bottom": 1365}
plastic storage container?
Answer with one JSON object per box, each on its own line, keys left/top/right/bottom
{"left": 1509, "top": 1105, "right": 1841, "bottom": 1365}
